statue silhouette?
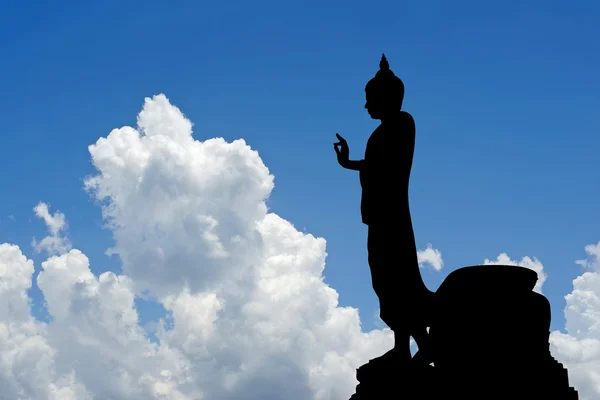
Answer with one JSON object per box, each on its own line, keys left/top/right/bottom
{"left": 335, "top": 54, "right": 580, "bottom": 399}
{"left": 334, "top": 54, "right": 433, "bottom": 366}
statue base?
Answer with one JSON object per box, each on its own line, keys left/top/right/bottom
{"left": 350, "top": 356, "right": 577, "bottom": 400}
{"left": 349, "top": 265, "right": 579, "bottom": 399}
{"left": 350, "top": 349, "right": 436, "bottom": 399}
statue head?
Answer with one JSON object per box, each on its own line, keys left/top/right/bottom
{"left": 364, "top": 54, "right": 405, "bottom": 120}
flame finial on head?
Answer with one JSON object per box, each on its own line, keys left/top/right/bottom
{"left": 379, "top": 53, "right": 390, "bottom": 71}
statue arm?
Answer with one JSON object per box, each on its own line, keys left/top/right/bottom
{"left": 343, "top": 159, "right": 364, "bottom": 171}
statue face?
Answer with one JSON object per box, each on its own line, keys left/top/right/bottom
{"left": 364, "top": 89, "right": 386, "bottom": 120}
{"left": 364, "top": 86, "right": 403, "bottom": 120}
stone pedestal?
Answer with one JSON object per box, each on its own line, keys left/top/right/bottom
{"left": 430, "top": 265, "right": 578, "bottom": 399}
{"left": 349, "top": 265, "right": 578, "bottom": 400}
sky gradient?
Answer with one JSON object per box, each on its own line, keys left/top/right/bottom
{"left": 1, "top": 1, "right": 599, "bottom": 398}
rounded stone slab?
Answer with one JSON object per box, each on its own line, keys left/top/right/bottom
{"left": 435, "top": 264, "right": 538, "bottom": 296}
{"left": 430, "top": 264, "right": 547, "bottom": 342}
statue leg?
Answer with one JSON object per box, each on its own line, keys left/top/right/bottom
{"left": 367, "top": 225, "right": 397, "bottom": 328}
{"left": 401, "top": 212, "right": 434, "bottom": 365}
{"left": 368, "top": 225, "right": 412, "bottom": 365}
{"left": 394, "top": 330, "right": 412, "bottom": 363}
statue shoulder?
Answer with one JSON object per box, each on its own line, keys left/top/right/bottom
{"left": 400, "top": 111, "right": 416, "bottom": 132}
{"left": 400, "top": 111, "right": 415, "bottom": 122}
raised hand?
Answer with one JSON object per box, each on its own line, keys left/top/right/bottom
{"left": 333, "top": 133, "right": 350, "bottom": 168}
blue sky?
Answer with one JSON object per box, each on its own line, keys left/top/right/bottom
{"left": 1, "top": 0, "right": 599, "bottom": 338}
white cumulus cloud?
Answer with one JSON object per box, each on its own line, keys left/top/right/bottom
{"left": 0, "top": 244, "right": 91, "bottom": 399}
{"left": 483, "top": 252, "right": 547, "bottom": 293}
{"left": 417, "top": 243, "right": 444, "bottom": 271}
{"left": 2, "top": 93, "right": 596, "bottom": 400}
{"left": 550, "top": 242, "right": 600, "bottom": 400}
{"left": 0, "top": 94, "right": 395, "bottom": 399}
{"left": 31, "top": 202, "right": 71, "bottom": 256}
